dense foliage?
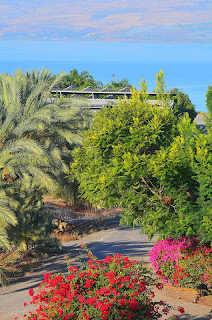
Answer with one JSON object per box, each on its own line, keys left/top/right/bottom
{"left": 6, "top": 188, "right": 56, "bottom": 255}
{"left": 104, "top": 77, "right": 132, "bottom": 90}
{"left": 53, "top": 68, "right": 133, "bottom": 91}
{"left": 0, "top": 68, "right": 91, "bottom": 249}
{"left": 20, "top": 246, "right": 185, "bottom": 320}
{"left": 72, "top": 80, "right": 212, "bottom": 243}
{"left": 150, "top": 237, "right": 212, "bottom": 294}
{"left": 206, "top": 85, "right": 212, "bottom": 114}
{"left": 53, "top": 69, "right": 102, "bottom": 89}
{"left": 168, "top": 88, "right": 197, "bottom": 120}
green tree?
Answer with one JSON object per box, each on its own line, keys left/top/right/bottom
{"left": 194, "top": 116, "right": 212, "bottom": 243}
{"left": 0, "top": 68, "right": 91, "bottom": 248}
{"left": 168, "top": 88, "right": 197, "bottom": 120}
{"left": 54, "top": 68, "right": 101, "bottom": 89}
{"left": 72, "top": 82, "right": 212, "bottom": 243}
{"left": 154, "top": 70, "right": 167, "bottom": 100}
{"left": 154, "top": 70, "right": 196, "bottom": 119}
{"left": 104, "top": 77, "right": 132, "bottom": 90}
{"left": 72, "top": 86, "right": 178, "bottom": 233}
{"left": 206, "top": 85, "right": 212, "bottom": 114}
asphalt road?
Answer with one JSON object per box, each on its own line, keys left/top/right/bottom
{"left": 0, "top": 221, "right": 211, "bottom": 320}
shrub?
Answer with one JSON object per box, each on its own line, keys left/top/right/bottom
{"left": 20, "top": 246, "right": 181, "bottom": 320}
{"left": 72, "top": 77, "right": 212, "bottom": 244}
{"left": 150, "top": 237, "right": 212, "bottom": 294}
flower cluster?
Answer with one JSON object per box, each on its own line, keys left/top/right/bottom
{"left": 20, "top": 246, "right": 176, "bottom": 320}
{"left": 150, "top": 237, "right": 212, "bottom": 294}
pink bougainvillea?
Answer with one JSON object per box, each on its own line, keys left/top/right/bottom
{"left": 150, "top": 236, "right": 212, "bottom": 293}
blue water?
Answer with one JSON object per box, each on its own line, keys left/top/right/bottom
{"left": 0, "top": 41, "right": 212, "bottom": 112}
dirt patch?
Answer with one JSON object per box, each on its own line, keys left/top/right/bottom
{"left": 161, "top": 285, "right": 212, "bottom": 308}
{"left": 51, "top": 216, "right": 122, "bottom": 242}
{"left": 0, "top": 251, "right": 42, "bottom": 285}
{"left": 44, "top": 196, "right": 123, "bottom": 220}
{"left": 44, "top": 197, "right": 123, "bottom": 242}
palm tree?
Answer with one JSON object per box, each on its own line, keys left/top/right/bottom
{"left": 69, "top": 69, "right": 98, "bottom": 88}
{"left": 0, "top": 68, "right": 91, "bottom": 248}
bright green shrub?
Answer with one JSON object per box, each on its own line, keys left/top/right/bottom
{"left": 72, "top": 84, "right": 212, "bottom": 242}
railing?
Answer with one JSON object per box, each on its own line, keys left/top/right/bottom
{"left": 50, "top": 87, "right": 175, "bottom": 109}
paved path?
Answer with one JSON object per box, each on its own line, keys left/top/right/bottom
{"left": 0, "top": 221, "right": 211, "bottom": 320}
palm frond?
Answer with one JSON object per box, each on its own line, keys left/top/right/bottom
{"left": 57, "top": 128, "right": 83, "bottom": 145}
{"left": 0, "top": 68, "right": 92, "bottom": 249}
{"left": 0, "top": 228, "right": 10, "bottom": 249}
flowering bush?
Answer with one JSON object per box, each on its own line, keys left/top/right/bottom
{"left": 150, "top": 237, "right": 212, "bottom": 294}
{"left": 18, "top": 245, "right": 183, "bottom": 320}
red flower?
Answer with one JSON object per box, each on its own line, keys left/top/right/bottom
{"left": 156, "top": 283, "right": 163, "bottom": 290}
{"left": 82, "top": 312, "right": 90, "bottom": 319}
{"left": 124, "top": 257, "right": 129, "bottom": 263}
{"left": 134, "top": 290, "right": 139, "bottom": 296}
{"left": 19, "top": 251, "right": 173, "bottom": 320}
{"left": 69, "top": 266, "right": 78, "bottom": 273}
{"left": 66, "top": 274, "right": 77, "bottom": 282}
{"left": 104, "top": 256, "right": 112, "bottom": 263}
{"left": 84, "top": 279, "right": 95, "bottom": 288}
{"left": 129, "top": 298, "right": 140, "bottom": 310}
{"left": 127, "top": 312, "right": 135, "bottom": 320}
{"left": 43, "top": 273, "right": 52, "bottom": 281}
{"left": 29, "top": 288, "right": 34, "bottom": 297}
{"left": 162, "top": 307, "right": 170, "bottom": 315}
{"left": 119, "top": 310, "right": 126, "bottom": 315}
{"left": 178, "top": 306, "right": 185, "bottom": 314}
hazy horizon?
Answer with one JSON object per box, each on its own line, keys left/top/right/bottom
{"left": 0, "top": 0, "right": 212, "bottom": 42}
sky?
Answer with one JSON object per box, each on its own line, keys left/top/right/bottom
{"left": 0, "top": 0, "right": 212, "bottom": 42}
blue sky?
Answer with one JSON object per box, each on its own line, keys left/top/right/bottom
{"left": 0, "top": 0, "right": 212, "bottom": 42}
